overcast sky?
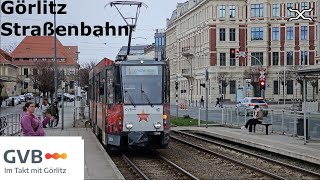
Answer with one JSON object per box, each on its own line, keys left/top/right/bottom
{"left": 0, "top": 0, "right": 185, "bottom": 64}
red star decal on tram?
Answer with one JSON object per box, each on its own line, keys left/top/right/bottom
{"left": 137, "top": 110, "right": 149, "bottom": 122}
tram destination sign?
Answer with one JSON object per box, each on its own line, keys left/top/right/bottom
{"left": 125, "top": 66, "right": 159, "bottom": 76}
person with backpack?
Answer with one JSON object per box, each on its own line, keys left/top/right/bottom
{"left": 48, "top": 101, "right": 59, "bottom": 128}
{"left": 241, "top": 105, "right": 263, "bottom": 133}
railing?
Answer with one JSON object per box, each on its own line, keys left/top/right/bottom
{"left": 0, "top": 114, "right": 22, "bottom": 136}
{"left": 73, "top": 106, "right": 90, "bottom": 128}
{"left": 197, "top": 107, "right": 319, "bottom": 139}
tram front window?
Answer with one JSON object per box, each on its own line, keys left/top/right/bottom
{"left": 122, "top": 65, "right": 163, "bottom": 105}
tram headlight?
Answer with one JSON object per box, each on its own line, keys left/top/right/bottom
{"left": 125, "top": 123, "right": 133, "bottom": 130}
{"left": 154, "top": 122, "right": 162, "bottom": 129}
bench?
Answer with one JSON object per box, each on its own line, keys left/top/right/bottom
{"left": 253, "top": 123, "right": 272, "bottom": 135}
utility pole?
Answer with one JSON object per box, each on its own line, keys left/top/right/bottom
{"left": 175, "top": 75, "right": 179, "bottom": 118}
{"left": 61, "top": 69, "right": 65, "bottom": 130}
{"left": 75, "top": 51, "right": 80, "bottom": 106}
{"left": 53, "top": 0, "right": 58, "bottom": 103}
{"left": 205, "top": 69, "right": 209, "bottom": 128}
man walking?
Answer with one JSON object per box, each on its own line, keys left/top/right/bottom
{"left": 200, "top": 96, "right": 204, "bottom": 108}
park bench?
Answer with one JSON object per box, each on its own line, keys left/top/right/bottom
{"left": 253, "top": 123, "right": 272, "bottom": 135}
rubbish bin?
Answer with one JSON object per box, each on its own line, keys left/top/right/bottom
{"left": 297, "top": 118, "right": 309, "bottom": 138}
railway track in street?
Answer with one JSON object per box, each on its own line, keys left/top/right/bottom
{"left": 171, "top": 130, "right": 320, "bottom": 180}
{"left": 111, "top": 152, "right": 199, "bottom": 180}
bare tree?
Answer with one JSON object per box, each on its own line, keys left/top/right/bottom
{"left": 310, "top": 80, "right": 318, "bottom": 100}
{"left": 30, "top": 62, "right": 61, "bottom": 100}
{"left": 79, "top": 61, "right": 96, "bottom": 90}
{"left": 217, "top": 72, "right": 233, "bottom": 97}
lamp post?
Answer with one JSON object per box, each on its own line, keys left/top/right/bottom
{"left": 75, "top": 51, "right": 80, "bottom": 106}
{"left": 53, "top": 0, "right": 58, "bottom": 102}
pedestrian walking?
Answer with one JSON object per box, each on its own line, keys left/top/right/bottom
{"left": 215, "top": 97, "right": 220, "bottom": 107}
{"left": 241, "top": 105, "right": 263, "bottom": 133}
{"left": 20, "top": 102, "right": 45, "bottom": 136}
{"left": 200, "top": 96, "right": 204, "bottom": 108}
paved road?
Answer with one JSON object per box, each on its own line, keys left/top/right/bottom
{"left": 170, "top": 105, "right": 320, "bottom": 138}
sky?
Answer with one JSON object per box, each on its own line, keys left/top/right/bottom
{"left": 0, "top": 0, "right": 185, "bottom": 64}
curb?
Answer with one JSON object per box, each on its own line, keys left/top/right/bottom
{"left": 89, "top": 130, "right": 125, "bottom": 180}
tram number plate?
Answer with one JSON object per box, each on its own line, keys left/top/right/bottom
{"left": 154, "top": 132, "right": 161, "bottom": 135}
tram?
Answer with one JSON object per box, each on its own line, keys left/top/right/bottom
{"left": 88, "top": 55, "right": 170, "bottom": 150}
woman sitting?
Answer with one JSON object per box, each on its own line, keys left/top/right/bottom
{"left": 242, "top": 105, "right": 263, "bottom": 133}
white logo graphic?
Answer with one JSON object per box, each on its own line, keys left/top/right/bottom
{"left": 288, "top": 8, "right": 313, "bottom": 21}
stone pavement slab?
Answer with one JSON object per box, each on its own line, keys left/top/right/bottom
{"left": 45, "top": 128, "right": 124, "bottom": 180}
{"left": 173, "top": 126, "right": 320, "bottom": 165}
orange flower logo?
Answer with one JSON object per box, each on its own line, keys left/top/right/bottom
{"left": 45, "top": 153, "right": 67, "bottom": 160}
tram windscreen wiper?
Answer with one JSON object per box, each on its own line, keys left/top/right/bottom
{"left": 125, "top": 90, "right": 136, "bottom": 107}
{"left": 141, "top": 83, "right": 153, "bottom": 107}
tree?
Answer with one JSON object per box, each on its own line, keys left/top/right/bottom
{"left": 244, "top": 67, "right": 266, "bottom": 97}
{"left": 217, "top": 72, "right": 233, "bottom": 97}
{"left": 31, "top": 62, "right": 61, "bottom": 100}
{"left": 78, "top": 61, "right": 96, "bottom": 89}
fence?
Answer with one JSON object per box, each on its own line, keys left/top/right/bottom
{"left": 73, "top": 106, "right": 90, "bottom": 127}
{"left": 0, "top": 114, "right": 21, "bottom": 136}
{"left": 197, "top": 107, "right": 320, "bottom": 140}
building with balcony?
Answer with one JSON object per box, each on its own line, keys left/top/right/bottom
{"left": 166, "top": 0, "right": 319, "bottom": 104}
{"left": 10, "top": 36, "right": 79, "bottom": 95}
{"left": 0, "top": 49, "right": 19, "bottom": 97}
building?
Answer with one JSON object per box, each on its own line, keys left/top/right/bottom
{"left": 144, "top": 44, "right": 155, "bottom": 57}
{"left": 155, "top": 29, "right": 166, "bottom": 61}
{"left": 166, "top": 0, "right": 319, "bottom": 105}
{"left": 10, "top": 36, "right": 79, "bottom": 95}
{"left": 0, "top": 49, "right": 19, "bottom": 97}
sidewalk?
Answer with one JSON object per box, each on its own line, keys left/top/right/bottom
{"left": 44, "top": 101, "right": 124, "bottom": 180}
{"left": 173, "top": 126, "right": 320, "bottom": 165}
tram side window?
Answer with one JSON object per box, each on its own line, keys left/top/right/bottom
{"left": 106, "top": 69, "right": 114, "bottom": 104}
{"left": 164, "top": 65, "right": 170, "bottom": 103}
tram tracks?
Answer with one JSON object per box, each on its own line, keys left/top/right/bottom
{"left": 111, "top": 152, "right": 198, "bottom": 180}
{"left": 170, "top": 130, "right": 320, "bottom": 180}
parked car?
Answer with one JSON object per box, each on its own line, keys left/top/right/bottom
{"left": 15, "top": 96, "right": 21, "bottom": 104}
{"left": 236, "top": 97, "right": 269, "bottom": 116}
{"left": 24, "top": 93, "right": 34, "bottom": 100}
{"left": 19, "top": 95, "right": 26, "bottom": 102}
{"left": 7, "top": 97, "right": 19, "bottom": 106}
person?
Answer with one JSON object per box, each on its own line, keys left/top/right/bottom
{"left": 48, "top": 101, "right": 59, "bottom": 128}
{"left": 41, "top": 98, "right": 50, "bottom": 120}
{"left": 42, "top": 110, "right": 55, "bottom": 128}
{"left": 20, "top": 102, "right": 45, "bottom": 136}
{"left": 34, "top": 103, "right": 42, "bottom": 120}
{"left": 242, "top": 105, "right": 263, "bottom": 133}
{"left": 215, "top": 97, "right": 220, "bottom": 107}
{"left": 200, "top": 96, "right": 204, "bottom": 108}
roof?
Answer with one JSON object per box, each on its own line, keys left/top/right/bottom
{"left": 11, "top": 36, "right": 78, "bottom": 66}
{"left": 0, "top": 49, "right": 16, "bottom": 67}
{"left": 65, "top": 46, "right": 78, "bottom": 61}
{"left": 293, "top": 66, "right": 320, "bottom": 76}
{"left": 117, "top": 45, "right": 150, "bottom": 56}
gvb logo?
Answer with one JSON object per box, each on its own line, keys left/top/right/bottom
{"left": 4, "top": 150, "right": 67, "bottom": 163}
{"left": 287, "top": 8, "right": 314, "bottom": 21}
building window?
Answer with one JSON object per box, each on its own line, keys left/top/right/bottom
{"left": 286, "top": 26, "right": 294, "bottom": 40}
{"left": 24, "top": 82, "right": 28, "bottom": 89}
{"left": 220, "top": 53, "right": 226, "bottom": 66}
{"left": 301, "top": 26, "right": 308, "bottom": 40}
{"left": 220, "top": 28, "right": 226, "bottom": 41}
{"left": 286, "top": 51, "right": 294, "bottom": 65}
{"left": 251, "top": 4, "right": 264, "bottom": 17}
{"left": 272, "top": 27, "right": 279, "bottom": 41}
{"left": 274, "top": 81, "right": 279, "bottom": 95}
{"left": 301, "top": 2, "right": 309, "bottom": 15}
{"left": 301, "top": 51, "right": 308, "bottom": 65}
{"left": 229, "top": 5, "right": 236, "bottom": 18}
{"left": 287, "top": 3, "right": 294, "bottom": 16}
{"left": 251, "top": 52, "right": 263, "bottom": 66}
{"left": 23, "top": 58, "right": 29, "bottom": 61}
{"left": 287, "top": 80, "right": 293, "bottom": 95}
{"left": 229, "top": 28, "right": 236, "bottom": 41}
{"left": 23, "top": 68, "right": 28, "bottom": 76}
{"left": 61, "top": 58, "right": 66, "bottom": 61}
{"left": 272, "top": 4, "right": 280, "bottom": 17}
{"left": 272, "top": 52, "right": 279, "bottom": 65}
{"left": 230, "top": 80, "right": 236, "bottom": 94}
{"left": 218, "top": 5, "right": 226, "bottom": 18}
{"left": 251, "top": 27, "right": 263, "bottom": 40}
